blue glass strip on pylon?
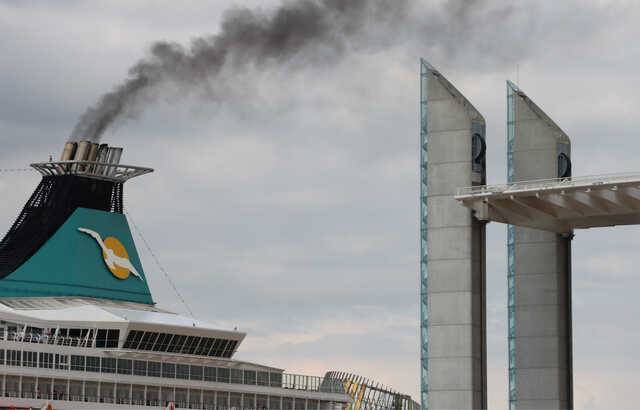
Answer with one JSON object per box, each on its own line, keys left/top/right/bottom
{"left": 419, "top": 58, "right": 429, "bottom": 410}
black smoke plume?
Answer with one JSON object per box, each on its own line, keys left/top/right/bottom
{"left": 70, "top": 0, "right": 526, "bottom": 142}
{"left": 70, "top": 0, "right": 411, "bottom": 142}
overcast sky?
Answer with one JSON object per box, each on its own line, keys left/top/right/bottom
{"left": 1, "top": 1, "right": 640, "bottom": 408}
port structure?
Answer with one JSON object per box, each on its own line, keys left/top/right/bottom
{"left": 418, "top": 62, "right": 640, "bottom": 410}
{"left": 420, "top": 59, "right": 487, "bottom": 410}
{"left": 456, "top": 172, "right": 640, "bottom": 233}
{"left": 451, "top": 81, "right": 640, "bottom": 410}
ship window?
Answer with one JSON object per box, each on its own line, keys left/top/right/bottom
{"left": 283, "top": 397, "right": 294, "bottom": 410}
{"left": 257, "top": 371, "right": 269, "bottom": 386}
{"left": 204, "top": 366, "right": 217, "bottom": 382}
{"left": 270, "top": 396, "right": 282, "bottom": 410}
{"left": 219, "top": 339, "right": 231, "bottom": 356}
{"left": 25, "top": 326, "right": 42, "bottom": 343}
{"left": 86, "top": 356, "right": 100, "bottom": 372}
{"left": 132, "top": 385, "right": 145, "bottom": 405}
{"left": 0, "top": 349, "right": 4, "bottom": 365}
{"left": 7, "top": 349, "right": 21, "bottom": 366}
{"left": 162, "top": 362, "right": 176, "bottom": 378}
{"left": 206, "top": 390, "right": 219, "bottom": 406}
{"left": 187, "top": 336, "right": 203, "bottom": 355}
{"left": 257, "top": 395, "right": 268, "bottom": 409}
{"left": 100, "top": 382, "right": 114, "bottom": 403}
{"left": 133, "top": 360, "right": 147, "bottom": 376}
{"left": 180, "top": 336, "right": 196, "bottom": 354}
{"left": 106, "top": 329, "right": 120, "bottom": 348}
{"left": 153, "top": 333, "right": 172, "bottom": 352}
{"left": 23, "top": 350, "right": 37, "bottom": 367}
{"left": 196, "top": 337, "right": 214, "bottom": 356}
{"left": 95, "top": 329, "right": 107, "bottom": 347}
{"left": 181, "top": 336, "right": 199, "bottom": 354}
{"left": 40, "top": 378, "right": 53, "bottom": 399}
{"left": 55, "top": 354, "right": 68, "bottom": 370}
{"left": 85, "top": 381, "right": 98, "bottom": 402}
{"left": 209, "top": 338, "right": 226, "bottom": 357}
{"left": 270, "top": 372, "right": 283, "bottom": 387}
{"left": 244, "top": 370, "right": 256, "bottom": 385}
{"left": 54, "top": 379, "right": 67, "bottom": 400}
{"left": 167, "top": 334, "right": 187, "bottom": 353}
{"left": 68, "top": 329, "right": 82, "bottom": 346}
{"left": 84, "top": 329, "right": 95, "bottom": 347}
{"left": 117, "top": 359, "right": 132, "bottom": 375}
{"left": 39, "top": 352, "right": 53, "bottom": 369}
{"left": 190, "top": 365, "right": 203, "bottom": 381}
{"left": 230, "top": 368, "right": 243, "bottom": 384}
{"left": 22, "top": 376, "right": 36, "bottom": 398}
{"left": 101, "top": 357, "right": 116, "bottom": 373}
{"left": 217, "top": 367, "right": 230, "bottom": 383}
{"left": 243, "top": 393, "right": 256, "bottom": 409}
{"left": 230, "top": 393, "right": 242, "bottom": 409}
{"left": 189, "top": 388, "right": 202, "bottom": 408}
{"left": 5, "top": 375, "right": 19, "bottom": 396}
{"left": 223, "top": 340, "right": 238, "bottom": 357}
{"left": 147, "top": 361, "right": 161, "bottom": 377}
{"left": 146, "top": 386, "right": 159, "bottom": 404}
{"left": 176, "top": 363, "right": 190, "bottom": 380}
{"left": 71, "top": 355, "right": 85, "bottom": 371}
{"left": 295, "top": 398, "right": 306, "bottom": 410}
{"left": 138, "top": 331, "right": 159, "bottom": 351}
{"left": 175, "top": 388, "right": 188, "bottom": 407}
{"left": 123, "top": 330, "right": 143, "bottom": 349}
{"left": 161, "top": 385, "right": 174, "bottom": 403}
{"left": 116, "top": 384, "right": 130, "bottom": 404}
{"left": 69, "top": 380, "right": 83, "bottom": 401}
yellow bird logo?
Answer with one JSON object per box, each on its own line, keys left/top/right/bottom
{"left": 78, "top": 227, "right": 143, "bottom": 281}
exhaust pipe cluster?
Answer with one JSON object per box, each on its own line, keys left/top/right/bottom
{"left": 60, "top": 141, "right": 123, "bottom": 166}
{"left": 59, "top": 140, "right": 124, "bottom": 175}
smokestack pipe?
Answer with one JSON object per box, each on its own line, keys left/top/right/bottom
{"left": 85, "top": 143, "right": 100, "bottom": 173}
{"left": 74, "top": 141, "right": 91, "bottom": 161}
{"left": 95, "top": 144, "right": 109, "bottom": 175}
{"left": 73, "top": 140, "right": 91, "bottom": 172}
{"left": 60, "top": 142, "right": 77, "bottom": 161}
{"left": 87, "top": 143, "right": 99, "bottom": 162}
{"left": 106, "top": 147, "right": 123, "bottom": 165}
{"left": 106, "top": 147, "right": 123, "bottom": 176}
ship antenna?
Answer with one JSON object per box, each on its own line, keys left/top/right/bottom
{"left": 125, "top": 208, "right": 196, "bottom": 318}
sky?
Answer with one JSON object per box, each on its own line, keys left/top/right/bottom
{"left": 1, "top": 0, "right": 640, "bottom": 408}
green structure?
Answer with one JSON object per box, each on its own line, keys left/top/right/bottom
{"left": 0, "top": 207, "right": 153, "bottom": 304}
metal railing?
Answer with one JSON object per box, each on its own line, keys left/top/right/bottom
{"left": 0, "top": 351, "right": 346, "bottom": 395}
{"left": 5, "top": 331, "right": 108, "bottom": 348}
{"left": 31, "top": 160, "right": 153, "bottom": 182}
{"left": 457, "top": 172, "right": 640, "bottom": 197}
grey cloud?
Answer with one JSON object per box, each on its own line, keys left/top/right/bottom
{"left": 2, "top": 0, "right": 640, "bottom": 406}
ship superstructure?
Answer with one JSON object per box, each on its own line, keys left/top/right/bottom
{"left": 0, "top": 141, "right": 350, "bottom": 409}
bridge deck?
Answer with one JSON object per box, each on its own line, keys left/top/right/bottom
{"left": 455, "top": 173, "right": 640, "bottom": 233}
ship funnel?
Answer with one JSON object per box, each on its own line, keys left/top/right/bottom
{"left": 86, "top": 143, "right": 100, "bottom": 162}
{"left": 39, "top": 141, "right": 151, "bottom": 182}
{"left": 106, "top": 147, "right": 123, "bottom": 166}
{"left": 74, "top": 141, "right": 91, "bottom": 161}
{"left": 60, "top": 142, "right": 77, "bottom": 161}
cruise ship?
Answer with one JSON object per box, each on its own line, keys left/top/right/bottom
{"left": 0, "top": 141, "right": 352, "bottom": 409}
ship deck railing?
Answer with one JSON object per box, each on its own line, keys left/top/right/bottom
{"left": 0, "top": 341, "right": 347, "bottom": 395}
{"left": 6, "top": 331, "right": 115, "bottom": 348}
